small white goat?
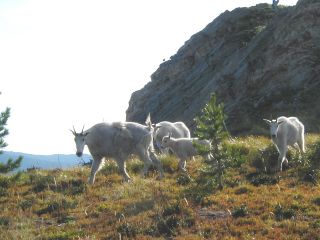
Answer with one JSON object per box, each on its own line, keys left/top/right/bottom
{"left": 161, "top": 134, "right": 211, "bottom": 172}
{"left": 263, "top": 116, "right": 305, "bottom": 171}
{"left": 153, "top": 121, "right": 191, "bottom": 154}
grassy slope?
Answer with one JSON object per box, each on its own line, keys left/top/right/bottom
{"left": 0, "top": 135, "right": 320, "bottom": 240}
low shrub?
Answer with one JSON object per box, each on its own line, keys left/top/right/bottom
{"left": 162, "top": 202, "right": 181, "bottom": 217}
{"left": 156, "top": 215, "right": 180, "bottom": 237}
{"left": 159, "top": 155, "right": 178, "bottom": 174}
{"left": 57, "top": 179, "right": 87, "bottom": 195}
{"left": 181, "top": 213, "right": 196, "bottom": 228}
{"left": 234, "top": 186, "right": 251, "bottom": 195}
{"left": 45, "top": 231, "right": 84, "bottom": 240}
{"left": 19, "top": 197, "right": 36, "bottom": 211}
{"left": 302, "top": 169, "right": 319, "bottom": 184}
{"left": 127, "top": 159, "right": 144, "bottom": 174}
{"left": 312, "top": 197, "right": 320, "bottom": 206}
{"left": 148, "top": 200, "right": 194, "bottom": 237}
{"left": 0, "top": 175, "right": 19, "bottom": 197}
{"left": 100, "top": 161, "right": 119, "bottom": 176}
{"left": 274, "top": 203, "right": 296, "bottom": 221}
{"left": 0, "top": 216, "right": 10, "bottom": 226}
{"left": 246, "top": 172, "right": 279, "bottom": 186}
{"left": 0, "top": 176, "right": 10, "bottom": 189}
{"left": 184, "top": 178, "right": 215, "bottom": 206}
{"left": 251, "top": 145, "right": 278, "bottom": 172}
{"left": 29, "top": 174, "right": 55, "bottom": 193}
{"left": 311, "top": 220, "right": 320, "bottom": 229}
{"left": 144, "top": 225, "right": 158, "bottom": 236}
{"left": 176, "top": 173, "right": 192, "bottom": 185}
{"left": 57, "top": 215, "right": 76, "bottom": 224}
{"left": 232, "top": 205, "right": 249, "bottom": 218}
{"left": 0, "top": 187, "right": 7, "bottom": 197}
{"left": 117, "top": 222, "right": 139, "bottom": 238}
{"left": 305, "top": 139, "right": 320, "bottom": 169}
{"left": 36, "top": 199, "right": 77, "bottom": 215}
{"left": 200, "top": 227, "right": 213, "bottom": 239}
{"left": 297, "top": 139, "right": 320, "bottom": 183}
{"left": 223, "top": 141, "right": 249, "bottom": 168}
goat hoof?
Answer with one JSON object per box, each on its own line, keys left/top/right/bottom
{"left": 123, "top": 178, "right": 132, "bottom": 183}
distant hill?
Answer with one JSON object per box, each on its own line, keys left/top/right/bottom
{"left": 126, "top": 0, "right": 320, "bottom": 135}
{"left": 0, "top": 151, "right": 92, "bottom": 171}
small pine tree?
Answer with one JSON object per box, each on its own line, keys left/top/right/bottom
{"left": 194, "top": 93, "right": 228, "bottom": 189}
{"left": 0, "top": 107, "right": 22, "bottom": 174}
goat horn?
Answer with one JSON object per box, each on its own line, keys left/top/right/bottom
{"left": 70, "top": 126, "right": 76, "bottom": 135}
{"left": 263, "top": 118, "right": 271, "bottom": 123}
{"left": 81, "top": 125, "right": 85, "bottom": 134}
{"left": 145, "top": 113, "right": 151, "bottom": 126}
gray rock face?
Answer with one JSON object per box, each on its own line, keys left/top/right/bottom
{"left": 126, "top": 1, "right": 320, "bottom": 135}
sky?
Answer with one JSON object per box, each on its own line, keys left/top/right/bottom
{"left": 0, "top": 0, "right": 298, "bottom": 155}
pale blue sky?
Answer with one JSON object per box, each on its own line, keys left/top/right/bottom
{"left": 0, "top": 0, "right": 297, "bottom": 154}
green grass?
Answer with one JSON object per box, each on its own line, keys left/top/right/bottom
{"left": 0, "top": 135, "right": 319, "bottom": 239}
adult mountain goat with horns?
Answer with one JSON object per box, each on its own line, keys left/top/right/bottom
{"left": 263, "top": 116, "right": 305, "bottom": 172}
{"left": 71, "top": 115, "right": 164, "bottom": 184}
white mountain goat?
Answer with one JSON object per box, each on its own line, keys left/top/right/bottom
{"left": 161, "top": 134, "right": 211, "bottom": 172}
{"left": 153, "top": 121, "right": 191, "bottom": 153}
{"left": 263, "top": 116, "right": 305, "bottom": 171}
{"left": 71, "top": 115, "right": 164, "bottom": 184}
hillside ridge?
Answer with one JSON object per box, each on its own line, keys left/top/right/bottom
{"left": 126, "top": 0, "right": 320, "bottom": 135}
{"left": 0, "top": 151, "right": 91, "bottom": 170}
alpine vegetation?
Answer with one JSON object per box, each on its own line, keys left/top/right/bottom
{"left": 194, "top": 93, "right": 228, "bottom": 189}
{"left": 0, "top": 107, "right": 22, "bottom": 174}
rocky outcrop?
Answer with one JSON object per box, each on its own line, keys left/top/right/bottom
{"left": 126, "top": 0, "right": 320, "bottom": 135}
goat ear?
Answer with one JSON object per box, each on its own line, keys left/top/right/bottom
{"left": 277, "top": 121, "right": 284, "bottom": 125}
{"left": 154, "top": 125, "right": 161, "bottom": 132}
{"left": 263, "top": 119, "right": 271, "bottom": 125}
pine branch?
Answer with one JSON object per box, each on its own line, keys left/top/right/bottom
{"left": 0, "top": 107, "right": 22, "bottom": 173}
{"left": 0, "top": 156, "right": 23, "bottom": 173}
